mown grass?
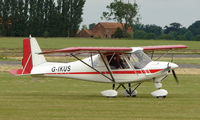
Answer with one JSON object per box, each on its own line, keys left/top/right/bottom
{"left": 0, "top": 37, "right": 200, "bottom": 50}
{"left": 0, "top": 72, "right": 200, "bottom": 120}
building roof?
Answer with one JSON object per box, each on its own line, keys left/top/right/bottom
{"left": 77, "top": 22, "right": 133, "bottom": 38}
{"left": 83, "top": 29, "right": 93, "bottom": 35}
{"left": 98, "top": 22, "right": 125, "bottom": 29}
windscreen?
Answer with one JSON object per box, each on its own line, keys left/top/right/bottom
{"left": 128, "top": 50, "right": 152, "bottom": 69}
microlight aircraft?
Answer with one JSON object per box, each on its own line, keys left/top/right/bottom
{"left": 9, "top": 37, "right": 187, "bottom": 98}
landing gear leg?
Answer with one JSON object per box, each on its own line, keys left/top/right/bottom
{"left": 116, "top": 83, "right": 141, "bottom": 97}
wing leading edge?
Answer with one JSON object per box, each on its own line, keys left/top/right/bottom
{"left": 40, "top": 45, "right": 187, "bottom": 55}
{"left": 40, "top": 47, "right": 133, "bottom": 54}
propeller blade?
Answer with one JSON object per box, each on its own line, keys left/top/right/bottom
{"left": 167, "top": 62, "right": 170, "bottom": 68}
{"left": 172, "top": 70, "right": 179, "bottom": 84}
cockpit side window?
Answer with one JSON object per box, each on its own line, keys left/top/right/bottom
{"left": 106, "top": 54, "right": 130, "bottom": 69}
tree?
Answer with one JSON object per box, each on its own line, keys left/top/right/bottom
{"left": 164, "top": 22, "right": 188, "bottom": 40}
{"left": 46, "top": 0, "right": 58, "bottom": 37}
{"left": 0, "top": 0, "right": 85, "bottom": 37}
{"left": 184, "top": 31, "right": 193, "bottom": 40}
{"left": 68, "top": 0, "right": 86, "bottom": 37}
{"left": 112, "top": 27, "right": 123, "bottom": 38}
{"left": 102, "top": 0, "right": 138, "bottom": 34}
{"left": 61, "top": 0, "right": 70, "bottom": 37}
{"left": 81, "top": 24, "right": 87, "bottom": 30}
{"left": 0, "top": 0, "right": 3, "bottom": 35}
{"left": 35, "top": 0, "right": 45, "bottom": 36}
{"left": 177, "top": 27, "right": 187, "bottom": 35}
{"left": 8, "top": 0, "right": 29, "bottom": 36}
{"left": 2, "top": 0, "right": 12, "bottom": 36}
{"left": 89, "top": 23, "right": 96, "bottom": 30}
{"left": 194, "top": 34, "right": 200, "bottom": 41}
{"left": 133, "top": 23, "right": 162, "bottom": 39}
{"left": 144, "top": 24, "right": 162, "bottom": 36}
{"left": 164, "top": 22, "right": 182, "bottom": 34}
{"left": 188, "top": 21, "right": 200, "bottom": 36}
{"left": 29, "top": 0, "right": 38, "bottom": 36}
{"left": 132, "top": 24, "right": 145, "bottom": 31}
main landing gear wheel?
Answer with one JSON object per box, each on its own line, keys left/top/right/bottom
{"left": 101, "top": 89, "right": 118, "bottom": 98}
{"left": 101, "top": 83, "right": 142, "bottom": 98}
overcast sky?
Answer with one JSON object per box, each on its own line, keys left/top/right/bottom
{"left": 82, "top": 0, "right": 200, "bottom": 28}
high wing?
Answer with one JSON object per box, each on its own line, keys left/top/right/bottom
{"left": 40, "top": 45, "right": 187, "bottom": 55}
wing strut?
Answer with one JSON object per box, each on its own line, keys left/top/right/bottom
{"left": 98, "top": 51, "right": 116, "bottom": 89}
{"left": 155, "top": 49, "right": 172, "bottom": 61}
{"left": 70, "top": 54, "right": 113, "bottom": 82}
{"left": 151, "top": 50, "right": 154, "bottom": 59}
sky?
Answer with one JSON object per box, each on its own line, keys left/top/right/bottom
{"left": 82, "top": 0, "right": 200, "bottom": 28}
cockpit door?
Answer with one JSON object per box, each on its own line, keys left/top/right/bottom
{"left": 106, "top": 54, "right": 130, "bottom": 70}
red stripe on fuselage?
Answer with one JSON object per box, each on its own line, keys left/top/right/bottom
{"left": 44, "top": 69, "right": 163, "bottom": 75}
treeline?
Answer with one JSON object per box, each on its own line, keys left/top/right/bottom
{"left": 133, "top": 21, "right": 200, "bottom": 41}
{"left": 0, "top": 0, "right": 85, "bottom": 37}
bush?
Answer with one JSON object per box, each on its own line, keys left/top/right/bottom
{"left": 176, "top": 35, "right": 186, "bottom": 40}
{"left": 43, "top": 31, "right": 49, "bottom": 38}
{"left": 134, "top": 30, "right": 146, "bottom": 39}
{"left": 124, "top": 32, "right": 133, "bottom": 38}
{"left": 112, "top": 28, "right": 133, "bottom": 39}
{"left": 145, "top": 33, "right": 156, "bottom": 39}
{"left": 159, "top": 34, "right": 173, "bottom": 40}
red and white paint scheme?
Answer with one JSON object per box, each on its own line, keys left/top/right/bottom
{"left": 9, "top": 37, "right": 187, "bottom": 98}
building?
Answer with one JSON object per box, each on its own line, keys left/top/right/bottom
{"left": 77, "top": 29, "right": 93, "bottom": 38}
{"left": 77, "top": 22, "right": 133, "bottom": 38}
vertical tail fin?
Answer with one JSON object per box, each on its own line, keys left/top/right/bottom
{"left": 22, "top": 37, "right": 46, "bottom": 74}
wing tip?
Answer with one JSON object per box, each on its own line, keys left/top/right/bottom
{"left": 142, "top": 45, "right": 188, "bottom": 51}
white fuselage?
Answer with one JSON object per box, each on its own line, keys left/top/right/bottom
{"left": 31, "top": 53, "right": 174, "bottom": 83}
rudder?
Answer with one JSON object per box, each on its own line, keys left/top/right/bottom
{"left": 22, "top": 38, "right": 33, "bottom": 74}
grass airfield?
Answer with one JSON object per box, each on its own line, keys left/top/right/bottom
{"left": 0, "top": 37, "right": 200, "bottom": 120}
{"left": 0, "top": 72, "right": 200, "bottom": 120}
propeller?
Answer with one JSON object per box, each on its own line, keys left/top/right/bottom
{"left": 167, "top": 62, "right": 179, "bottom": 84}
{"left": 172, "top": 69, "right": 179, "bottom": 84}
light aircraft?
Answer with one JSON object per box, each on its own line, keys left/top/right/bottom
{"left": 9, "top": 36, "right": 187, "bottom": 98}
